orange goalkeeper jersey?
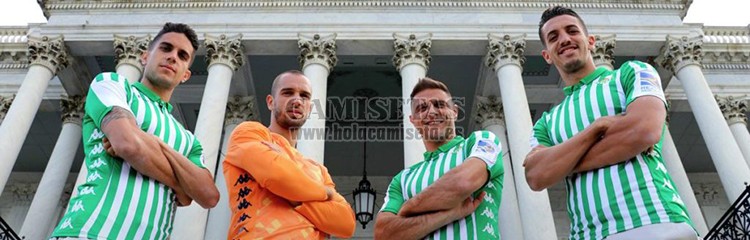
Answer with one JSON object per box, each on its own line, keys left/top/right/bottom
{"left": 223, "top": 121, "right": 355, "bottom": 240}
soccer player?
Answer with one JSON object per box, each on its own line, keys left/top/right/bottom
{"left": 524, "top": 6, "right": 697, "bottom": 240}
{"left": 374, "top": 77, "right": 504, "bottom": 239}
{"left": 222, "top": 70, "right": 355, "bottom": 239}
{"left": 50, "top": 23, "right": 219, "bottom": 240}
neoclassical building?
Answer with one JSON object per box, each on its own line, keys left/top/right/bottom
{"left": 0, "top": 1, "right": 749, "bottom": 239}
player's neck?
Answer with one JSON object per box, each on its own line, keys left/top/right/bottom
{"left": 423, "top": 134, "right": 456, "bottom": 152}
{"left": 268, "top": 121, "right": 299, "bottom": 147}
{"left": 560, "top": 61, "right": 597, "bottom": 87}
{"left": 141, "top": 78, "right": 175, "bottom": 102}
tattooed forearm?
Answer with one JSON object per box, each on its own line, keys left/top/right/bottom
{"left": 101, "top": 106, "right": 135, "bottom": 129}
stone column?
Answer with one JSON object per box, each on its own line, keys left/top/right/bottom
{"left": 393, "top": 33, "right": 431, "bottom": 168}
{"left": 113, "top": 34, "right": 150, "bottom": 83}
{"left": 593, "top": 34, "right": 616, "bottom": 70}
{"left": 19, "top": 95, "right": 83, "bottom": 240}
{"left": 660, "top": 35, "right": 750, "bottom": 200}
{"left": 204, "top": 96, "right": 255, "bottom": 240}
{"left": 661, "top": 125, "right": 709, "bottom": 236}
{"left": 0, "top": 95, "right": 14, "bottom": 125}
{"left": 474, "top": 96, "right": 524, "bottom": 240}
{"left": 0, "top": 35, "right": 69, "bottom": 195}
{"left": 172, "top": 34, "right": 244, "bottom": 240}
{"left": 717, "top": 95, "right": 750, "bottom": 168}
{"left": 486, "top": 33, "right": 557, "bottom": 239}
{"left": 296, "top": 33, "right": 337, "bottom": 164}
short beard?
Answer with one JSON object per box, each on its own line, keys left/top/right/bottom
{"left": 145, "top": 70, "right": 174, "bottom": 89}
{"left": 273, "top": 104, "right": 306, "bottom": 129}
{"left": 562, "top": 59, "right": 585, "bottom": 74}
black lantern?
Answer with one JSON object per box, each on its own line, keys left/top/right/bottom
{"left": 352, "top": 175, "right": 376, "bottom": 229}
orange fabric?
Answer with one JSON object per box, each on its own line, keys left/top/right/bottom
{"left": 223, "top": 121, "right": 356, "bottom": 240}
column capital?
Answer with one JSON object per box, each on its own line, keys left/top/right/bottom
{"left": 113, "top": 34, "right": 151, "bottom": 73}
{"left": 27, "top": 35, "right": 69, "bottom": 74}
{"left": 0, "top": 95, "right": 14, "bottom": 122}
{"left": 204, "top": 34, "right": 244, "bottom": 71}
{"left": 61, "top": 95, "right": 84, "bottom": 126}
{"left": 393, "top": 33, "right": 432, "bottom": 71}
{"left": 474, "top": 95, "right": 504, "bottom": 129}
{"left": 298, "top": 33, "right": 338, "bottom": 72}
{"left": 225, "top": 95, "right": 256, "bottom": 126}
{"left": 716, "top": 95, "right": 748, "bottom": 125}
{"left": 660, "top": 35, "right": 704, "bottom": 74}
{"left": 593, "top": 34, "right": 616, "bottom": 69}
{"left": 486, "top": 34, "right": 526, "bottom": 71}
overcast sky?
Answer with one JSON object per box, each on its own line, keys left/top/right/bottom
{"left": 0, "top": 0, "right": 747, "bottom": 27}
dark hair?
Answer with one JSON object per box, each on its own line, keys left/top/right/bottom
{"left": 410, "top": 77, "right": 452, "bottom": 100}
{"left": 271, "top": 70, "right": 307, "bottom": 96}
{"left": 538, "top": 6, "right": 588, "bottom": 46}
{"left": 149, "top": 22, "right": 199, "bottom": 52}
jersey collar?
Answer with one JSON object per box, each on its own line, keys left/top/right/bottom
{"left": 422, "top": 135, "right": 465, "bottom": 160}
{"left": 563, "top": 67, "right": 608, "bottom": 96}
{"left": 133, "top": 82, "right": 174, "bottom": 112}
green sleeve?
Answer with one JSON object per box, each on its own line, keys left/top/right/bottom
{"left": 380, "top": 171, "right": 406, "bottom": 214}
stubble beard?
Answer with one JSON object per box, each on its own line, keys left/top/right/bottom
{"left": 274, "top": 104, "right": 306, "bottom": 130}
{"left": 145, "top": 69, "right": 175, "bottom": 90}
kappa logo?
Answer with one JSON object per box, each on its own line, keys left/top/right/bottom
{"left": 71, "top": 200, "right": 85, "bottom": 212}
{"left": 481, "top": 206, "right": 495, "bottom": 219}
{"left": 79, "top": 186, "right": 95, "bottom": 196}
{"left": 87, "top": 171, "right": 103, "bottom": 182}
{"left": 483, "top": 192, "right": 495, "bottom": 204}
{"left": 89, "top": 129, "right": 105, "bottom": 141}
{"left": 90, "top": 158, "right": 107, "bottom": 169}
{"left": 90, "top": 143, "right": 105, "bottom": 155}
{"left": 598, "top": 75, "right": 613, "bottom": 84}
{"left": 482, "top": 223, "right": 496, "bottom": 236}
{"left": 60, "top": 218, "right": 74, "bottom": 229}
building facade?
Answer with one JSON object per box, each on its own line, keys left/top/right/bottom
{"left": 1, "top": 1, "right": 749, "bottom": 239}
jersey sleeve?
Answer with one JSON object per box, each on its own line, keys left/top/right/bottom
{"left": 620, "top": 61, "right": 667, "bottom": 108}
{"left": 531, "top": 112, "right": 554, "bottom": 148}
{"left": 464, "top": 131, "right": 504, "bottom": 181}
{"left": 85, "top": 72, "right": 134, "bottom": 128}
{"left": 380, "top": 170, "right": 406, "bottom": 214}
{"left": 187, "top": 134, "right": 207, "bottom": 169}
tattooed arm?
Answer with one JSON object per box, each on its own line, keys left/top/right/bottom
{"left": 100, "top": 106, "right": 191, "bottom": 205}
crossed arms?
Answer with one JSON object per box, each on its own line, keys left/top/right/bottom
{"left": 224, "top": 122, "right": 355, "bottom": 238}
{"left": 524, "top": 96, "right": 666, "bottom": 191}
{"left": 100, "top": 106, "right": 219, "bottom": 208}
{"left": 374, "top": 158, "right": 488, "bottom": 240}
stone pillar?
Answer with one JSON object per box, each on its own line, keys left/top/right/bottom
{"left": 660, "top": 35, "right": 750, "bottom": 200}
{"left": 0, "top": 35, "right": 69, "bottom": 195}
{"left": 113, "top": 34, "right": 150, "bottom": 83}
{"left": 296, "top": 33, "right": 337, "bottom": 164}
{"left": 393, "top": 33, "right": 431, "bottom": 168}
{"left": 19, "top": 95, "right": 83, "bottom": 240}
{"left": 486, "top": 33, "right": 557, "bottom": 239}
{"left": 172, "top": 34, "right": 244, "bottom": 240}
{"left": 0, "top": 95, "right": 14, "bottom": 125}
{"left": 474, "top": 96, "right": 524, "bottom": 240}
{"left": 592, "top": 34, "right": 616, "bottom": 70}
{"left": 660, "top": 125, "right": 709, "bottom": 236}
{"left": 204, "top": 96, "right": 256, "bottom": 240}
{"left": 716, "top": 95, "right": 750, "bottom": 168}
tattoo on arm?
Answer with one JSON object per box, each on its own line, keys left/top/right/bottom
{"left": 101, "top": 106, "right": 135, "bottom": 128}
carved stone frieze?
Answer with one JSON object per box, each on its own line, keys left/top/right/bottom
{"left": 113, "top": 34, "right": 151, "bottom": 72}
{"left": 393, "top": 33, "right": 432, "bottom": 71}
{"left": 204, "top": 34, "right": 244, "bottom": 71}
{"left": 298, "top": 33, "right": 337, "bottom": 71}
{"left": 486, "top": 34, "right": 526, "bottom": 70}
{"left": 27, "top": 35, "right": 69, "bottom": 74}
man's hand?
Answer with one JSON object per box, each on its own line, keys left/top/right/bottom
{"left": 102, "top": 137, "right": 118, "bottom": 158}
{"left": 447, "top": 192, "right": 485, "bottom": 220}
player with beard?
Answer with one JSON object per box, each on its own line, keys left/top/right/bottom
{"left": 222, "top": 70, "right": 355, "bottom": 239}
{"left": 524, "top": 6, "right": 696, "bottom": 240}
{"left": 375, "top": 77, "right": 504, "bottom": 239}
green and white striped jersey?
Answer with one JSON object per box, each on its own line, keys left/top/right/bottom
{"left": 531, "top": 61, "right": 693, "bottom": 240}
{"left": 50, "top": 72, "right": 206, "bottom": 240}
{"left": 381, "top": 131, "right": 504, "bottom": 240}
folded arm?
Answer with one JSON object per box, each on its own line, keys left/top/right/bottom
{"left": 523, "top": 116, "right": 616, "bottom": 191}
{"left": 374, "top": 194, "right": 484, "bottom": 240}
{"left": 398, "top": 158, "right": 487, "bottom": 217}
{"left": 158, "top": 140, "right": 219, "bottom": 208}
{"left": 225, "top": 123, "right": 328, "bottom": 202}
{"left": 100, "top": 106, "right": 190, "bottom": 204}
{"left": 573, "top": 96, "right": 666, "bottom": 173}
{"left": 293, "top": 164, "right": 356, "bottom": 238}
